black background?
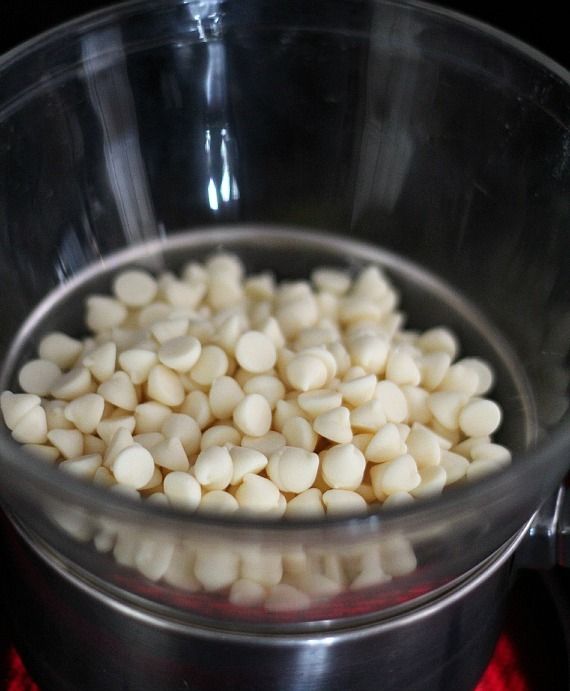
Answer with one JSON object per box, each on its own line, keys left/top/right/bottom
{"left": 1, "top": 1, "right": 568, "bottom": 69}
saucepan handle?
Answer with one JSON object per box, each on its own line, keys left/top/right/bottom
{"left": 515, "top": 483, "right": 569, "bottom": 569}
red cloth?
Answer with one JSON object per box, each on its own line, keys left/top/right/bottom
{"left": 3, "top": 648, "right": 39, "bottom": 691}
{"left": 3, "top": 631, "right": 530, "bottom": 691}
{"left": 475, "top": 633, "right": 531, "bottom": 691}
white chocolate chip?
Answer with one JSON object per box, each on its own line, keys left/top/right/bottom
{"left": 134, "top": 401, "right": 171, "bottom": 434}
{"left": 349, "top": 400, "right": 386, "bottom": 432}
{"left": 311, "top": 267, "right": 351, "bottom": 296}
{"left": 243, "top": 375, "right": 285, "bottom": 410}
{"left": 466, "top": 458, "right": 507, "bottom": 482}
{"left": 339, "top": 296, "right": 385, "bottom": 324}
{"left": 410, "top": 466, "right": 447, "bottom": 498}
{"left": 23, "top": 444, "right": 60, "bottom": 463}
{"left": 199, "top": 490, "right": 239, "bottom": 514}
{"left": 338, "top": 374, "right": 377, "bottom": 407}
{"left": 458, "top": 399, "right": 502, "bottom": 437}
{"left": 469, "top": 442, "right": 511, "bottom": 463}
{"left": 245, "top": 272, "right": 275, "bottom": 300}
{"left": 440, "top": 450, "right": 470, "bottom": 484}
{"left": 420, "top": 352, "right": 452, "bottom": 391}
{"left": 190, "top": 345, "right": 229, "bottom": 386}
{"left": 164, "top": 279, "right": 206, "bottom": 309}
{"left": 265, "top": 583, "right": 311, "bottom": 611}
{"left": 405, "top": 426, "right": 441, "bottom": 468}
{"left": 385, "top": 348, "right": 421, "bottom": 387}
{"left": 135, "top": 537, "right": 175, "bottom": 581}
{"left": 297, "top": 389, "right": 342, "bottom": 418}
{"left": 241, "top": 431, "right": 286, "bottom": 456}
{"left": 383, "top": 492, "right": 414, "bottom": 509}
{"left": 1, "top": 391, "right": 41, "bottom": 430}
{"left": 282, "top": 416, "right": 318, "bottom": 451}
{"left": 51, "top": 367, "right": 93, "bottom": 401}
{"left": 92, "top": 465, "right": 116, "bottom": 488}
{"left": 96, "top": 415, "right": 136, "bottom": 446}
{"left": 83, "top": 342, "right": 117, "bottom": 382}
{"left": 86, "top": 296, "right": 127, "bottom": 332}
{"left": 373, "top": 381, "right": 408, "bottom": 423}
{"left": 194, "top": 547, "right": 240, "bottom": 591}
{"left": 179, "top": 390, "right": 213, "bottom": 430}
{"left": 459, "top": 358, "right": 494, "bottom": 396}
{"left": 161, "top": 547, "right": 200, "bottom": 591}
{"left": 133, "top": 432, "right": 163, "bottom": 451}
{"left": 350, "top": 551, "right": 392, "bottom": 590}
{"left": 18, "top": 359, "right": 61, "bottom": 396}
{"left": 119, "top": 348, "right": 158, "bottom": 384}
{"left": 98, "top": 371, "right": 138, "bottom": 411}
{"left": 370, "top": 454, "right": 421, "bottom": 496}
{"left": 229, "top": 446, "right": 268, "bottom": 485}
{"left": 273, "top": 399, "right": 306, "bottom": 432}
{"left": 161, "top": 413, "right": 201, "bottom": 455}
{"left": 64, "top": 393, "right": 105, "bottom": 434}
{"left": 151, "top": 318, "right": 189, "bottom": 344}
{"left": 38, "top": 332, "right": 83, "bottom": 369}
{"left": 401, "top": 386, "right": 431, "bottom": 425}
{"left": 233, "top": 394, "right": 272, "bottom": 437}
{"left": 438, "top": 363, "right": 480, "bottom": 396}
{"left": 348, "top": 335, "right": 389, "bottom": 375}
{"left": 322, "top": 489, "right": 367, "bottom": 515}
{"left": 365, "top": 423, "right": 406, "bottom": 463}
{"left": 417, "top": 328, "right": 458, "bottom": 359}
{"left": 286, "top": 354, "right": 328, "bottom": 392}
{"left": 12, "top": 406, "right": 48, "bottom": 444}
{"left": 285, "top": 488, "right": 325, "bottom": 518}
{"left": 200, "top": 425, "right": 241, "bottom": 450}
{"left": 112, "top": 444, "right": 155, "bottom": 489}
{"left": 258, "top": 316, "right": 286, "bottom": 349}
{"left": 235, "top": 331, "right": 277, "bottom": 373}
{"left": 209, "top": 376, "right": 245, "bottom": 419}
{"left": 141, "top": 466, "right": 163, "bottom": 490}
{"left": 158, "top": 336, "right": 202, "bottom": 372}
{"left": 267, "top": 447, "right": 319, "bottom": 494}
{"left": 276, "top": 295, "right": 319, "bottom": 339}
{"left": 313, "top": 406, "right": 353, "bottom": 443}
{"left": 194, "top": 446, "right": 233, "bottom": 490}
{"left": 47, "top": 428, "right": 84, "bottom": 459}
{"left": 428, "top": 392, "right": 467, "bottom": 430}
{"left": 327, "top": 342, "right": 351, "bottom": 377}
{"left": 235, "top": 473, "right": 280, "bottom": 513}
{"left": 113, "top": 269, "right": 158, "bottom": 307}
{"left": 239, "top": 548, "right": 283, "bottom": 587}
{"left": 163, "top": 471, "right": 202, "bottom": 510}
{"left": 379, "top": 536, "right": 418, "bottom": 576}
{"left": 152, "top": 437, "right": 189, "bottom": 471}
{"left": 321, "top": 444, "right": 366, "bottom": 490}
{"left": 146, "top": 364, "right": 185, "bottom": 407}
{"left": 229, "top": 579, "right": 267, "bottom": 606}
{"left": 60, "top": 453, "right": 102, "bottom": 480}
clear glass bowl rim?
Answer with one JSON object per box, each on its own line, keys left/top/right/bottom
{"left": 0, "top": 0, "right": 569, "bottom": 539}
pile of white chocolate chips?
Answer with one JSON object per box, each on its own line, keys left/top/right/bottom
{"left": 1, "top": 253, "right": 512, "bottom": 518}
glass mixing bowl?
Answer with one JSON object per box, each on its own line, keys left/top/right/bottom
{"left": 0, "top": 0, "right": 568, "bottom": 629}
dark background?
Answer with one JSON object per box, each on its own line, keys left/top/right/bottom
{"left": 1, "top": 1, "right": 568, "bottom": 69}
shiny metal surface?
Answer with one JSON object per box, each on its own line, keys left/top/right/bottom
{"left": 1, "top": 511, "right": 525, "bottom": 691}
